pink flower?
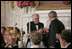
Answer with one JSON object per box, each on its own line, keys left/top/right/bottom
{"left": 23, "top": 1, "right": 26, "bottom": 5}
{"left": 26, "top": 1, "right": 29, "bottom": 4}
{"left": 17, "top": 1, "right": 35, "bottom": 8}
{"left": 24, "top": 1, "right": 29, "bottom": 5}
{"left": 63, "top": 1, "right": 68, "bottom": 5}
{"left": 20, "top": 1, "right": 22, "bottom": 2}
{"left": 30, "top": 2, "right": 33, "bottom": 6}
{"left": 17, "top": 4, "right": 20, "bottom": 7}
{"left": 21, "top": 3, "right": 24, "bottom": 6}
{"left": 17, "top": 1, "right": 19, "bottom": 3}
{"left": 19, "top": 1, "right": 22, "bottom": 5}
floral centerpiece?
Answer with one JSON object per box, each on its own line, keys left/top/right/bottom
{"left": 62, "top": 1, "right": 71, "bottom": 5}
{"left": 17, "top": 1, "right": 35, "bottom": 13}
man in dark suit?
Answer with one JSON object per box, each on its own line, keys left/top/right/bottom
{"left": 46, "top": 11, "right": 65, "bottom": 48}
{"left": 59, "top": 30, "right": 71, "bottom": 48}
{"left": 27, "top": 14, "right": 44, "bottom": 33}
{"left": 26, "top": 14, "right": 44, "bottom": 47}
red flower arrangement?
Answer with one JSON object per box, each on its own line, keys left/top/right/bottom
{"left": 17, "top": 1, "right": 35, "bottom": 8}
{"left": 62, "top": 1, "right": 71, "bottom": 5}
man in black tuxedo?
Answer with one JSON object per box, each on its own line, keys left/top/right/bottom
{"left": 26, "top": 14, "right": 44, "bottom": 47}
{"left": 27, "top": 14, "right": 44, "bottom": 33}
{"left": 45, "top": 11, "right": 65, "bottom": 48}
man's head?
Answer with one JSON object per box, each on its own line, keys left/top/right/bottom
{"left": 1, "top": 26, "right": 6, "bottom": 34}
{"left": 30, "top": 31, "right": 43, "bottom": 45}
{"left": 59, "top": 30, "right": 71, "bottom": 44}
{"left": 5, "top": 30, "right": 10, "bottom": 35}
{"left": 48, "top": 11, "right": 57, "bottom": 21}
{"left": 33, "top": 14, "right": 39, "bottom": 24}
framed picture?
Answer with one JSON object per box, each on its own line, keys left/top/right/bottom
{"left": 35, "top": 1, "right": 71, "bottom": 10}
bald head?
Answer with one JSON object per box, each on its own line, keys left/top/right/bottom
{"left": 33, "top": 14, "right": 39, "bottom": 24}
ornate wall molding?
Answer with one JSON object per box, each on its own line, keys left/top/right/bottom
{"left": 35, "top": 1, "right": 71, "bottom": 10}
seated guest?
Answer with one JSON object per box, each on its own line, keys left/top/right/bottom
{"left": 1, "top": 26, "right": 6, "bottom": 48}
{"left": 29, "top": 31, "right": 45, "bottom": 48}
{"left": 59, "top": 30, "right": 71, "bottom": 48}
{"left": 27, "top": 31, "right": 44, "bottom": 48}
{"left": 10, "top": 28, "right": 21, "bottom": 48}
{"left": 1, "top": 26, "right": 6, "bottom": 35}
{"left": 4, "top": 30, "right": 12, "bottom": 48}
{"left": 0, "top": 33, "right": 6, "bottom": 48}
{"left": 27, "top": 40, "right": 44, "bottom": 48}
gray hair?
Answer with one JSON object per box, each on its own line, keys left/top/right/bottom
{"left": 48, "top": 11, "right": 57, "bottom": 18}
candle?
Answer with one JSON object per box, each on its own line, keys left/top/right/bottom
{"left": 29, "top": 21, "right": 30, "bottom": 33}
{"left": 21, "top": 10, "right": 23, "bottom": 36}
{"left": 13, "top": 10, "right": 15, "bottom": 33}
{"left": 21, "top": 32, "right": 22, "bottom": 37}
